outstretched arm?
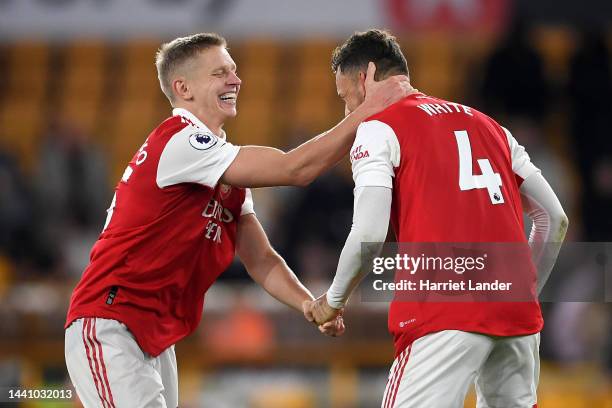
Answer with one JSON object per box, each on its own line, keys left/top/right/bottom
{"left": 221, "top": 63, "right": 410, "bottom": 188}
{"left": 236, "top": 213, "right": 345, "bottom": 335}
{"left": 305, "top": 119, "right": 400, "bottom": 325}
{"left": 304, "top": 186, "right": 391, "bottom": 325}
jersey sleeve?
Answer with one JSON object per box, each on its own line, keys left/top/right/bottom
{"left": 240, "top": 188, "right": 255, "bottom": 216}
{"left": 351, "top": 120, "right": 401, "bottom": 189}
{"left": 156, "top": 125, "right": 240, "bottom": 189}
{"left": 502, "top": 127, "right": 540, "bottom": 181}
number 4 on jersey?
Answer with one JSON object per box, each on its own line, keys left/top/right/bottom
{"left": 454, "top": 130, "right": 504, "bottom": 205}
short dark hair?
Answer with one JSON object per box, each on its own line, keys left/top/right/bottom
{"left": 331, "top": 29, "right": 409, "bottom": 80}
{"left": 156, "top": 32, "right": 227, "bottom": 102}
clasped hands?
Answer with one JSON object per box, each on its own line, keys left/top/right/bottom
{"left": 302, "top": 294, "right": 345, "bottom": 337}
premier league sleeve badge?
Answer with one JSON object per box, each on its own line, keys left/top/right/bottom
{"left": 189, "top": 132, "right": 218, "bottom": 151}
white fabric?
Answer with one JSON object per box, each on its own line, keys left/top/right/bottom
{"left": 156, "top": 108, "right": 240, "bottom": 189}
{"left": 327, "top": 186, "right": 392, "bottom": 309}
{"left": 520, "top": 173, "right": 568, "bottom": 294}
{"left": 172, "top": 108, "right": 225, "bottom": 138}
{"left": 327, "top": 118, "right": 399, "bottom": 309}
{"left": 382, "top": 330, "right": 540, "bottom": 408}
{"left": 65, "top": 318, "right": 178, "bottom": 408}
{"left": 240, "top": 188, "right": 255, "bottom": 216}
{"left": 502, "top": 127, "right": 540, "bottom": 180}
{"left": 351, "top": 120, "right": 400, "bottom": 189}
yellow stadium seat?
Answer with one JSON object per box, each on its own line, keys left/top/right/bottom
{"left": 533, "top": 26, "right": 576, "bottom": 81}
{"left": 62, "top": 40, "right": 107, "bottom": 98}
{"left": 289, "top": 40, "right": 339, "bottom": 134}
{"left": 226, "top": 103, "right": 279, "bottom": 147}
{"left": 233, "top": 39, "right": 282, "bottom": 98}
{"left": 409, "top": 34, "right": 455, "bottom": 100}
{"left": 58, "top": 99, "right": 102, "bottom": 137}
{"left": 5, "top": 42, "right": 49, "bottom": 100}
{"left": 0, "top": 99, "right": 44, "bottom": 171}
{"left": 122, "top": 40, "right": 162, "bottom": 98}
{"left": 109, "top": 95, "right": 163, "bottom": 180}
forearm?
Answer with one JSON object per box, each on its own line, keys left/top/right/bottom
{"left": 520, "top": 173, "right": 569, "bottom": 294}
{"left": 327, "top": 187, "right": 392, "bottom": 308}
{"left": 222, "top": 103, "right": 376, "bottom": 188}
{"left": 327, "top": 229, "right": 377, "bottom": 309}
{"left": 252, "top": 252, "right": 314, "bottom": 312}
{"left": 237, "top": 214, "right": 314, "bottom": 311}
{"left": 221, "top": 68, "right": 411, "bottom": 188}
{"left": 284, "top": 103, "right": 377, "bottom": 186}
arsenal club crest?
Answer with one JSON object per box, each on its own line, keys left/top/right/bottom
{"left": 220, "top": 184, "right": 232, "bottom": 199}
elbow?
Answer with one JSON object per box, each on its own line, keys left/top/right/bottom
{"left": 552, "top": 211, "right": 569, "bottom": 241}
{"left": 560, "top": 212, "right": 569, "bottom": 230}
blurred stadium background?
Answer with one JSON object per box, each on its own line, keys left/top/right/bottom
{"left": 0, "top": 0, "right": 611, "bottom": 407}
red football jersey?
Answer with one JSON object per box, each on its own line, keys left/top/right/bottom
{"left": 66, "top": 108, "right": 253, "bottom": 357}
{"left": 350, "top": 93, "right": 543, "bottom": 356}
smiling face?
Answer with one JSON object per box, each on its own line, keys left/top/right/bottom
{"left": 335, "top": 68, "right": 366, "bottom": 116}
{"left": 172, "top": 45, "right": 241, "bottom": 132}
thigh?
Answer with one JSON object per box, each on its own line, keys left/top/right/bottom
{"left": 382, "top": 330, "right": 494, "bottom": 408}
{"left": 156, "top": 345, "right": 178, "bottom": 408}
{"left": 65, "top": 317, "right": 168, "bottom": 408}
{"left": 475, "top": 333, "right": 540, "bottom": 408}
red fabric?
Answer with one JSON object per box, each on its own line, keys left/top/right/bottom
{"left": 67, "top": 116, "right": 245, "bottom": 357}
{"left": 389, "top": 345, "right": 411, "bottom": 408}
{"left": 82, "top": 319, "right": 107, "bottom": 407}
{"left": 367, "top": 93, "right": 543, "bottom": 357}
{"left": 92, "top": 319, "right": 115, "bottom": 407}
{"left": 386, "top": 0, "right": 510, "bottom": 34}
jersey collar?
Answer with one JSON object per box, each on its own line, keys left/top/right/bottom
{"left": 172, "top": 107, "right": 227, "bottom": 140}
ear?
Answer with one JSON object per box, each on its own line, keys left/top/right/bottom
{"left": 172, "top": 77, "right": 192, "bottom": 102}
{"left": 358, "top": 70, "right": 367, "bottom": 99}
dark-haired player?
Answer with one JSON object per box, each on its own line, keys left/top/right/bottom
{"left": 305, "top": 29, "right": 568, "bottom": 408}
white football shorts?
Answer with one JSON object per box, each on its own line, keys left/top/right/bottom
{"left": 382, "top": 330, "right": 540, "bottom": 408}
{"left": 65, "top": 317, "right": 178, "bottom": 408}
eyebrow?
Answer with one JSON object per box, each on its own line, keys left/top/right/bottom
{"left": 212, "top": 63, "right": 237, "bottom": 73}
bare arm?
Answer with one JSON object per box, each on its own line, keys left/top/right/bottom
{"left": 221, "top": 63, "right": 410, "bottom": 187}
{"left": 236, "top": 213, "right": 314, "bottom": 311}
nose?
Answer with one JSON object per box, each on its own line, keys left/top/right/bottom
{"left": 228, "top": 71, "right": 241, "bottom": 86}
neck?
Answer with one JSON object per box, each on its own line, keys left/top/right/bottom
{"left": 174, "top": 103, "right": 224, "bottom": 136}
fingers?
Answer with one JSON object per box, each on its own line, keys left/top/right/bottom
{"left": 318, "top": 320, "right": 336, "bottom": 334}
{"left": 364, "top": 61, "right": 377, "bottom": 86}
{"left": 381, "top": 75, "right": 411, "bottom": 105}
{"left": 318, "top": 315, "right": 345, "bottom": 337}
{"left": 334, "top": 317, "right": 346, "bottom": 336}
{"left": 302, "top": 300, "right": 315, "bottom": 323}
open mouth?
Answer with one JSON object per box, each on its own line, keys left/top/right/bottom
{"left": 219, "top": 92, "right": 237, "bottom": 106}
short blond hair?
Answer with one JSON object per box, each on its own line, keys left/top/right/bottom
{"left": 155, "top": 32, "right": 227, "bottom": 102}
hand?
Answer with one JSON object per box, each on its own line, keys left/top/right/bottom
{"left": 362, "top": 61, "right": 412, "bottom": 113}
{"left": 317, "top": 313, "right": 346, "bottom": 337}
{"left": 303, "top": 293, "right": 343, "bottom": 325}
